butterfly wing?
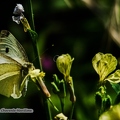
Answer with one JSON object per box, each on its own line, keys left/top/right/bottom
{"left": 0, "top": 65, "right": 22, "bottom": 98}
{"left": 0, "top": 30, "right": 28, "bottom": 64}
{"left": 0, "top": 30, "right": 30, "bottom": 98}
{"left": 0, "top": 54, "right": 23, "bottom": 98}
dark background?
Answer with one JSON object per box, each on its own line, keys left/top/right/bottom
{"left": 0, "top": 0, "right": 119, "bottom": 120}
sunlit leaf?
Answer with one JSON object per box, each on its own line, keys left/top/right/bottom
{"left": 92, "top": 52, "right": 117, "bottom": 81}
{"left": 105, "top": 69, "right": 120, "bottom": 83}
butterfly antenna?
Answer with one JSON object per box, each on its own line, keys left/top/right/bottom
{"left": 32, "top": 44, "right": 54, "bottom": 63}
{"left": 53, "top": 55, "right": 59, "bottom": 62}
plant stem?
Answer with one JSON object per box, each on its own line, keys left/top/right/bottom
{"left": 45, "top": 99, "right": 52, "bottom": 120}
{"left": 69, "top": 102, "right": 75, "bottom": 120}
{"left": 29, "top": 1, "right": 52, "bottom": 120}
{"left": 28, "top": 0, "right": 40, "bottom": 68}
{"left": 48, "top": 98, "right": 59, "bottom": 112}
{"left": 59, "top": 97, "right": 65, "bottom": 113}
{"left": 29, "top": 0, "right": 35, "bottom": 31}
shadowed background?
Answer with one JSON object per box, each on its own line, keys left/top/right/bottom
{"left": 0, "top": 0, "right": 119, "bottom": 120}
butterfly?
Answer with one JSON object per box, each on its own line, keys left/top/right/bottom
{"left": 0, "top": 30, "right": 41, "bottom": 99}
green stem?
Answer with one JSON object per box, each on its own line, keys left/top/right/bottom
{"left": 29, "top": 1, "right": 52, "bottom": 120}
{"left": 48, "top": 98, "right": 59, "bottom": 112}
{"left": 29, "top": 0, "right": 35, "bottom": 31}
{"left": 29, "top": 0, "right": 39, "bottom": 66}
{"left": 69, "top": 102, "right": 75, "bottom": 120}
{"left": 59, "top": 97, "right": 65, "bottom": 113}
{"left": 29, "top": 0, "right": 43, "bottom": 71}
{"left": 45, "top": 99, "right": 52, "bottom": 120}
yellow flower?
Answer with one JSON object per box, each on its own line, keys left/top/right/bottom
{"left": 99, "top": 104, "right": 120, "bottom": 120}
{"left": 56, "top": 54, "right": 74, "bottom": 78}
{"left": 92, "top": 52, "right": 117, "bottom": 82}
{"left": 56, "top": 54, "right": 76, "bottom": 102}
{"left": 54, "top": 113, "right": 68, "bottom": 120}
{"left": 12, "top": 4, "right": 31, "bottom": 32}
{"left": 12, "top": 4, "right": 24, "bottom": 24}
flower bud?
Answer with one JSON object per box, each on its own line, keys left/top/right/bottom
{"left": 56, "top": 54, "right": 74, "bottom": 78}
{"left": 54, "top": 113, "right": 68, "bottom": 120}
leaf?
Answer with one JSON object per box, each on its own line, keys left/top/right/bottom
{"left": 110, "top": 82, "right": 120, "bottom": 94}
{"left": 114, "top": 92, "right": 120, "bottom": 104}
{"left": 105, "top": 69, "right": 120, "bottom": 83}
{"left": 92, "top": 52, "right": 117, "bottom": 81}
{"left": 52, "top": 74, "right": 66, "bottom": 98}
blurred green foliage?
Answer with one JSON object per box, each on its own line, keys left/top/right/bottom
{"left": 0, "top": 0, "right": 119, "bottom": 120}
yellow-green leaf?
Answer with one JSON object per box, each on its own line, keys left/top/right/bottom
{"left": 92, "top": 52, "right": 117, "bottom": 81}
{"left": 105, "top": 69, "right": 120, "bottom": 83}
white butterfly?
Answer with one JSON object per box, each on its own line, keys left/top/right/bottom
{"left": 0, "top": 30, "right": 41, "bottom": 99}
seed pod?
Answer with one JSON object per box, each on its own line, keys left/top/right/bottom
{"left": 37, "top": 76, "right": 51, "bottom": 98}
